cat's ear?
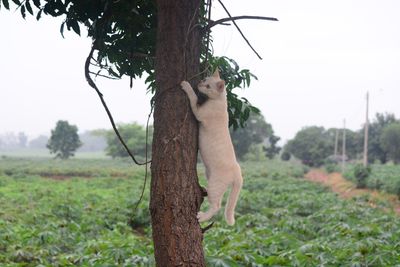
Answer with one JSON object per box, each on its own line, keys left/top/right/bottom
{"left": 212, "top": 68, "right": 220, "bottom": 79}
{"left": 217, "top": 80, "right": 225, "bottom": 92}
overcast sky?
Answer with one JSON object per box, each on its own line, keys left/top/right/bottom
{"left": 1, "top": 0, "right": 399, "bottom": 143}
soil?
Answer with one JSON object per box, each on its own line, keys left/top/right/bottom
{"left": 305, "top": 169, "right": 400, "bottom": 215}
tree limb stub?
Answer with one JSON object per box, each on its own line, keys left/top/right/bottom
{"left": 207, "top": 15, "right": 278, "bottom": 30}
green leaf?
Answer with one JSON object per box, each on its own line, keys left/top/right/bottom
{"left": 206, "top": 257, "right": 240, "bottom": 267}
{"left": 243, "top": 107, "right": 250, "bottom": 122}
{"left": 241, "top": 97, "right": 249, "bottom": 103}
{"left": 250, "top": 106, "right": 260, "bottom": 114}
{"left": 108, "top": 68, "right": 120, "bottom": 78}
{"left": 69, "top": 20, "right": 80, "bottom": 36}
{"left": 36, "top": 8, "right": 42, "bottom": 20}
{"left": 11, "top": 0, "right": 20, "bottom": 5}
{"left": 2, "top": 0, "right": 9, "bottom": 10}
{"left": 245, "top": 71, "right": 251, "bottom": 87}
{"left": 60, "top": 21, "right": 65, "bottom": 38}
{"left": 20, "top": 4, "right": 26, "bottom": 19}
{"left": 251, "top": 73, "right": 258, "bottom": 80}
{"left": 32, "top": 0, "right": 40, "bottom": 8}
{"left": 25, "top": 0, "right": 33, "bottom": 15}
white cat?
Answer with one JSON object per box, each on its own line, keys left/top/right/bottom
{"left": 181, "top": 69, "right": 243, "bottom": 225}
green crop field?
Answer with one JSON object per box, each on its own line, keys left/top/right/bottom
{"left": 1, "top": 158, "right": 400, "bottom": 266}
{"left": 344, "top": 164, "right": 400, "bottom": 196}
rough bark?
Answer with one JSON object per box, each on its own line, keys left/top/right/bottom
{"left": 150, "top": 0, "right": 205, "bottom": 266}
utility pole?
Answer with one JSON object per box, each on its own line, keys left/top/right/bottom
{"left": 334, "top": 128, "right": 339, "bottom": 158}
{"left": 342, "top": 119, "right": 346, "bottom": 173}
{"left": 363, "top": 92, "right": 369, "bottom": 167}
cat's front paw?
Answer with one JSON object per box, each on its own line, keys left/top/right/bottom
{"left": 180, "top": 81, "right": 191, "bottom": 93}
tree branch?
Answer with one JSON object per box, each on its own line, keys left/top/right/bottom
{"left": 84, "top": 43, "right": 150, "bottom": 166}
{"left": 201, "top": 222, "right": 214, "bottom": 233}
{"left": 216, "top": 0, "right": 277, "bottom": 60}
{"left": 208, "top": 15, "right": 278, "bottom": 29}
{"left": 89, "top": 71, "right": 119, "bottom": 80}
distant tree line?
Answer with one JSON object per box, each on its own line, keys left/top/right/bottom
{"left": 283, "top": 113, "right": 400, "bottom": 166}
{"left": 0, "top": 132, "right": 28, "bottom": 150}
{"left": 2, "top": 114, "right": 281, "bottom": 161}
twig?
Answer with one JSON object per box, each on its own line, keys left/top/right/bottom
{"left": 208, "top": 15, "right": 278, "bottom": 29}
{"left": 84, "top": 44, "right": 150, "bottom": 166}
{"left": 89, "top": 71, "right": 119, "bottom": 80}
{"left": 216, "top": 0, "right": 270, "bottom": 60}
{"left": 201, "top": 222, "right": 214, "bottom": 233}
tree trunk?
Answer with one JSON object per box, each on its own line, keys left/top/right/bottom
{"left": 150, "top": 0, "right": 205, "bottom": 266}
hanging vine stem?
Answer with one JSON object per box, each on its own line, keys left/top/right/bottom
{"left": 84, "top": 43, "right": 151, "bottom": 166}
{"left": 203, "top": 0, "right": 212, "bottom": 69}
{"left": 133, "top": 103, "right": 154, "bottom": 211}
{"left": 85, "top": 42, "right": 154, "bottom": 213}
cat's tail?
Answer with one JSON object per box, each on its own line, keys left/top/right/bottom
{"left": 224, "top": 175, "right": 243, "bottom": 225}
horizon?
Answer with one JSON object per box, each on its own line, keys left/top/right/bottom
{"left": 1, "top": 0, "right": 399, "bottom": 143}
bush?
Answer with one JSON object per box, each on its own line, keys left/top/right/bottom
{"left": 285, "top": 126, "right": 332, "bottom": 167}
{"left": 243, "top": 144, "right": 267, "bottom": 162}
{"left": 325, "top": 163, "right": 339, "bottom": 173}
{"left": 281, "top": 151, "right": 291, "bottom": 161}
{"left": 371, "top": 178, "right": 384, "bottom": 190}
{"left": 353, "top": 164, "right": 371, "bottom": 189}
{"left": 395, "top": 181, "right": 400, "bottom": 200}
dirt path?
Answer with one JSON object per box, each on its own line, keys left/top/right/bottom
{"left": 305, "top": 169, "right": 400, "bottom": 215}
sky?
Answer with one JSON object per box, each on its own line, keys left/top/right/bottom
{"left": 1, "top": 0, "right": 399, "bottom": 143}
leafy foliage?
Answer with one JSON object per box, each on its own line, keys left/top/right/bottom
{"left": 47, "top": 120, "right": 82, "bottom": 159}
{"left": 264, "top": 134, "right": 281, "bottom": 159}
{"left": 204, "top": 56, "right": 260, "bottom": 129}
{"left": 286, "top": 126, "right": 364, "bottom": 167}
{"left": 381, "top": 123, "right": 400, "bottom": 164}
{"left": 286, "top": 126, "right": 332, "bottom": 167}
{"left": 0, "top": 158, "right": 153, "bottom": 266}
{"left": 242, "top": 144, "right": 267, "bottom": 162}
{"left": 353, "top": 164, "right": 371, "bottom": 189}
{"left": 280, "top": 150, "right": 291, "bottom": 161}
{"left": 365, "top": 113, "right": 398, "bottom": 164}
{"left": 326, "top": 128, "right": 363, "bottom": 160}
{"left": 2, "top": 0, "right": 260, "bottom": 129}
{"left": 230, "top": 113, "right": 279, "bottom": 160}
{"left": 104, "top": 123, "right": 152, "bottom": 159}
{"left": 344, "top": 163, "right": 400, "bottom": 196}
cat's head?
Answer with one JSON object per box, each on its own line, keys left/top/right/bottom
{"left": 198, "top": 69, "right": 226, "bottom": 99}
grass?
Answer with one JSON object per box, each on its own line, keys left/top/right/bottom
{"left": 0, "top": 157, "right": 399, "bottom": 266}
{"left": 0, "top": 149, "right": 108, "bottom": 159}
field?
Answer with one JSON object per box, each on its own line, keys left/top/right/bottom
{"left": 344, "top": 164, "right": 400, "bottom": 196}
{"left": 1, "top": 158, "right": 400, "bottom": 266}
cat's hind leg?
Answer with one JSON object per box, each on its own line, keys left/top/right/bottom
{"left": 197, "top": 179, "right": 228, "bottom": 223}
